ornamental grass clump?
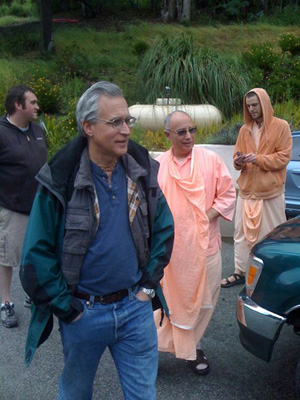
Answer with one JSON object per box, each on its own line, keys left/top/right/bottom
{"left": 137, "top": 34, "right": 251, "bottom": 118}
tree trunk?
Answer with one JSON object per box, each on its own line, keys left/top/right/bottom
{"left": 168, "top": 0, "right": 176, "bottom": 20}
{"left": 161, "top": 0, "right": 176, "bottom": 21}
{"left": 181, "top": 0, "right": 191, "bottom": 21}
{"left": 176, "top": 0, "right": 182, "bottom": 20}
{"left": 39, "top": 0, "right": 53, "bottom": 52}
{"left": 264, "top": 0, "right": 269, "bottom": 14}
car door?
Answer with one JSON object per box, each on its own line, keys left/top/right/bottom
{"left": 285, "top": 131, "right": 300, "bottom": 218}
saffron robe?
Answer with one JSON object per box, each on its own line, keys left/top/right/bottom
{"left": 155, "top": 147, "right": 235, "bottom": 359}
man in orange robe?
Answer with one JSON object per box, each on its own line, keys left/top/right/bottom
{"left": 155, "top": 111, "right": 236, "bottom": 375}
{"left": 221, "top": 88, "right": 292, "bottom": 288}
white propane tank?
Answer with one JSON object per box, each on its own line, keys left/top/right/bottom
{"left": 129, "top": 98, "right": 222, "bottom": 131}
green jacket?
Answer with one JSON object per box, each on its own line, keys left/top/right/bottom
{"left": 20, "top": 135, "right": 174, "bottom": 365}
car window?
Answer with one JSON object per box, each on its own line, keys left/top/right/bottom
{"left": 291, "top": 135, "right": 300, "bottom": 161}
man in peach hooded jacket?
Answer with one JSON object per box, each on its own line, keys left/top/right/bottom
{"left": 221, "top": 88, "right": 292, "bottom": 288}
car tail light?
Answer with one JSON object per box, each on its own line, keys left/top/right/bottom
{"left": 246, "top": 255, "right": 264, "bottom": 297}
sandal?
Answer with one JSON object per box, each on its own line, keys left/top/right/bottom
{"left": 187, "top": 349, "right": 210, "bottom": 376}
{"left": 221, "top": 273, "right": 245, "bottom": 288}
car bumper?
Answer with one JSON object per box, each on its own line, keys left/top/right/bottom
{"left": 237, "top": 288, "right": 287, "bottom": 362}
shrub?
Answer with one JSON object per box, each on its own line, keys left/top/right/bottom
{"left": 41, "top": 108, "right": 77, "bottom": 159}
{"left": 278, "top": 33, "right": 300, "bottom": 57}
{"left": 59, "top": 77, "right": 87, "bottom": 115}
{"left": 10, "top": 1, "right": 32, "bottom": 17}
{"left": 132, "top": 41, "right": 150, "bottom": 57}
{"left": 203, "top": 123, "right": 242, "bottom": 145}
{"left": 29, "top": 72, "right": 61, "bottom": 114}
{"left": 55, "top": 41, "right": 114, "bottom": 80}
{"left": 242, "top": 41, "right": 279, "bottom": 73}
{"left": 0, "top": 5, "right": 10, "bottom": 17}
{"left": 267, "top": 58, "right": 300, "bottom": 102}
{"left": 274, "top": 99, "right": 300, "bottom": 130}
{"left": 262, "top": 5, "right": 300, "bottom": 26}
{"left": 0, "top": 0, "right": 34, "bottom": 18}
{"left": 0, "top": 30, "right": 39, "bottom": 56}
{"left": 131, "top": 127, "right": 171, "bottom": 151}
{"left": 55, "top": 42, "right": 91, "bottom": 78}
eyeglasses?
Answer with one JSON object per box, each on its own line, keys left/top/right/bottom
{"left": 167, "top": 126, "right": 197, "bottom": 137}
{"left": 97, "top": 116, "right": 137, "bottom": 129}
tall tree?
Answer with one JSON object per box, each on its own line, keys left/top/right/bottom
{"left": 181, "top": 0, "right": 191, "bottom": 20}
{"left": 161, "top": 0, "right": 191, "bottom": 21}
{"left": 39, "top": 0, "right": 53, "bottom": 52}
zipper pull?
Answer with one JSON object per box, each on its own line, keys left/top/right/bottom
{"left": 26, "top": 135, "right": 30, "bottom": 141}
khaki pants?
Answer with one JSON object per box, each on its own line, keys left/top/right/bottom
{"left": 0, "top": 206, "right": 28, "bottom": 268}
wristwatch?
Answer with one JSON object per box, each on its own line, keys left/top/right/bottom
{"left": 140, "top": 287, "right": 156, "bottom": 299}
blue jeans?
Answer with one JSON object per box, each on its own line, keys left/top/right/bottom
{"left": 57, "top": 287, "right": 157, "bottom": 400}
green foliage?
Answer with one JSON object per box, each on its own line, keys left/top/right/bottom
{"left": 261, "top": 5, "right": 300, "bottom": 26}
{"left": 41, "top": 110, "right": 78, "bottom": 159}
{"left": 0, "top": 5, "right": 10, "bottom": 17}
{"left": 274, "top": 99, "right": 300, "bottom": 130}
{"left": 55, "top": 41, "right": 97, "bottom": 79}
{"left": 0, "top": 29, "right": 39, "bottom": 56}
{"left": 203, "top": 123, "right": 242, "bottom": 145}
{"left": 1, "top": 18, "right": 300, "bottom": 154}
{"left": 267, "top": 59, "right": 300, "bottom": 102}
{"left": 9, "top": 0, "right": 32, "bottom": 17}
{"left": 221, "top": 0, "right": 251, "bottom": 20}
{"left": 132, "top": 40, "right": 150, "bottom": 57}
{"left": 278, "top": 33, "right": 300, "bottom": 57}
{"left": 59, "top": 77, "right": 87, "bottom": 114}
{"left": 29, "top": 71, "right": 61, "bottom": 114}
{"left": 137, "top": 34, "right": 251, "bottom": 118}
{"left": 0, "top": 0, "right": 34, "bottom": 17}
{"left": 242, "top": 41, "right": 279, "bottom": 73}
{"left": 131, "top": 128, "right": 171, "bottom": 151}
{"left": 242, "top": 33, "right": 300, "bottom": 104}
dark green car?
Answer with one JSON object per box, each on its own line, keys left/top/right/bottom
{"left": 237, "top": 217, "right": 300, "bottom": 396}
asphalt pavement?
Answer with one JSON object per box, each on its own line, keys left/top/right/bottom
{"left": 1, "top": 238, "right": 299, "bottom": 400}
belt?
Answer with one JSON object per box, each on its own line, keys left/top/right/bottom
{"left": 74, "top": 285, "right": 137, "bottom": 304}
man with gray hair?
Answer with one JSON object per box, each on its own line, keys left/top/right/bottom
{"left": 20, "top": 81, "right": 174, "bottom": 399}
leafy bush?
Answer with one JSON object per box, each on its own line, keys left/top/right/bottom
{"left": 278, "top": 33, "right": 300, "bottom": 57}
{"left": 0, "top": 0, "right": 34, "bottom": 18}
{"left": 242, "top": 41, "right": 279, "bottom": 73}
{"left": 132, "top": 41, "right": 150, "bottom": 57}
{"left": 59, "top": 77, "right": 87, "bottom": 115}
{"left": 261, "top": 5, "right": 300, "bottom": 26}
{"left": 131, "top": 128, "right": 170, "bottom": 151}
{"left": 42, "top": 108, "right": 77, "bottom": 159}
{"left": 241, "top": 34, "right": 300, "bottom": 104}
{"left": 55, "top": 41, "right": 114, "bottom": 80}
{"left": 29, "top": 72, "right": 61, "bottom": 114}
{"left": 267, "top": 59, "right": 300, "bottom": 102}
{"left": 0, "top": 30, "right": 39, "bottom": 56}
{"left": 203, "top": 123, "right": 242, "bottom": 145}
{"left": 10, "top": 0, "right": 32, "bottom": 17}
{"left": 0, "top": 4, "right": 10, "bottom": 17}
{"left": 274, "top": 99, "right": 300, "bottom": 130}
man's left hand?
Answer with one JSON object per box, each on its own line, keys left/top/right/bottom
{"left": 206, "top": 207, "right": 220, "bottom": 222}
{"left": 243, "top": 153, "right": 257, "bottom": 164}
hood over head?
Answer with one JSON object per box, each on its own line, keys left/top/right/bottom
{"left": 243, "top": 88, "right": 274, "bottom": 129}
